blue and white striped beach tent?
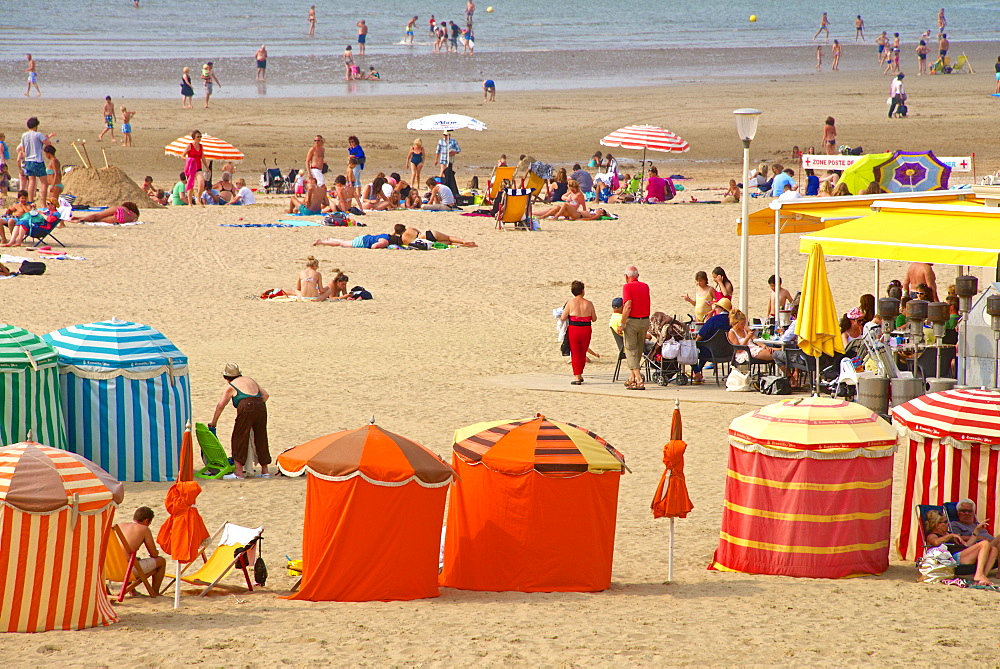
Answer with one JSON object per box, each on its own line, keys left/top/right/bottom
{"left": 0, "top": 324, "right": 67, "bottom": 449}
{"left": 43, "top": 320, "right": 191, "bottom": 482}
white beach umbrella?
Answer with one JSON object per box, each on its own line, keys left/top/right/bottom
{"left": 406, "top": 114, "right": 487, "bottom": 132}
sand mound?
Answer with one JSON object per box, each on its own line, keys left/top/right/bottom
{"left": 61, "top": 165, "right": 163, "bottom": 209}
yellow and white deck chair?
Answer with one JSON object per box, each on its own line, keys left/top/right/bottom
{"left": 105, "top": 524, "right": 155, "bottom": 601}
{"left": 485, "top": 165, "right": 516, "bottom": 205}
{"left": 950, "top": 53, "right": 973, "bottom": 73}
{"left": 161, "top": 522, "right": 263, "bottom": 596}
{"left": 495, "top": 188, "right": 534, "bottom": 231}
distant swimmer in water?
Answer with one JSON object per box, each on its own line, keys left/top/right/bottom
{"left": 816, "top": 45, "right": 823, "bottom": 71}
{"left": 356, "top": 19, "right": 368, "bottom": 55}
{"left": 813, "top": 12, "right": 830, "bottom": 41}
{"left": 832, "top": 40, "right": 841, "bottom": 70}
{"left": 855, "top": 15, "right": 865, "bottom": 42}
{"left": 405, "top": 16, "right": 417, "bottom": 44}
{"left": 308, "top": 5, "right": 316, "bottom": 36}
{"left": 256, "top": 45, "right": 267, "bottom": 81}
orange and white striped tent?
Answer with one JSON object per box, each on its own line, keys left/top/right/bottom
{"left": 709, "top": 398, "right": 897, "bottom": 579}
{"left": 0, "top": 441, "right": 124, "bottom": 633}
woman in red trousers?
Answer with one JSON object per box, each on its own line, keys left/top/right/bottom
{"left": 560, "top": 281, "right": 597, "bottom": 384}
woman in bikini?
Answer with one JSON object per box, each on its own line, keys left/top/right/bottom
{"left": 70, "top": 201, "right": 140, "bottom": 224}
{"left": 535, "top": 202, "right": 609, "bottom": 220}
{"left": 213, "top": 172, "right": 237, "bottom": 203}
{"left": 294, "top": 256, "right": 332, "bottom": 301}
{"left": 43, "top": 145, "right": 62, "bottom": 204}
{"left": 407, "top": 139, "right": 424, "bottom": 186}
{"left": 822, "top": 117, "right": 837, "bottom": 155}
{"left": 711, "top": 267, "right": 734, "bottom": 301}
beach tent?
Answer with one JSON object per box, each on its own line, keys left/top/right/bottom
{"left": 441, "top": 415, "right": 627, "bottom": 592}
{"left": 890, "top": 388, "right": 1000, "bottom": 561}
{"left": 709, "top": 398, "right": 897, "bottom": 578}
{"left": 43, "top": 320, "right": 191, "bottom": 482}
{"left": 0, "top": 324, "right": 66, "bottom": 449}
{"left": 0, "top": 440, "right": 123, "bottom": 632}
{"left": 278, "top": 424, "right": 454, "bottom": 602}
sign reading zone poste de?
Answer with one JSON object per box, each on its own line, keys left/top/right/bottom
{"left": 801, "top": 154, "right": 972, "bottom": 172}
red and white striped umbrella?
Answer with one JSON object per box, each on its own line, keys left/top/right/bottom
{"left": 600, "top": 125, "right": 690, "bottom": 153}
{"left": 164, "top": 134, "right": 244, "bottom": 161}
{"left": 891, "top": 388, "right": 1000, "bottom": 445}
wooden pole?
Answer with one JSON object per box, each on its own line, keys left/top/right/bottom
{"left": 70, "top": 141, "right": 88, "bottom": 168}
{"left": 101, "top": 148, "right": 110, "bottom": 169}
{"left": 80, "top": 141, "right": 93, "bottom": 170}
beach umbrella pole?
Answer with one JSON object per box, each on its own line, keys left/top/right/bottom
{"left": 668, "top": 518, "right": 675, "bottom": 582}
{"left": 174, "top": 559, "right": 181, "bottom": 608}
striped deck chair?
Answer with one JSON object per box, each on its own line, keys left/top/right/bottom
{"left": 104, "top": 524, "right": 155, "bottom": 601}
{"left": 495, "top": 188, "right": 533, "bottom": 231}
{"left": 485, "top": 165, "right": 516, "bottom": 205}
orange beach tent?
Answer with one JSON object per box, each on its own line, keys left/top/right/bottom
{"left": 0, "top": 440, "right": 124, "bottom": 632}
{"left": 278, "top": 424, "right": 454, "bottom": 602}
{"left": 441, "top": 415, "right": 627, "bottom": 592}
{"left": 709, "top": 398, "right": 897, "bottom": 579}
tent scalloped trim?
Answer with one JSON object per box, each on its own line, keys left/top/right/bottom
{"left": 728, "top": 437, "right": 898, "bottom": 460}
{"left": 893, "top": 425, "right": 1000, "bottom": 451}
{"left": 277, "top": 464, "right": 453, "bottom": 488}
{"left": 58, "top": 363, "right": 189, "bottom": 381}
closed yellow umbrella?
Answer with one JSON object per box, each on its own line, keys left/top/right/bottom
{"left": 797, "top": 244, "right": 843, "bottom": 393}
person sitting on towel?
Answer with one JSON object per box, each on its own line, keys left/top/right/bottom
{"left": 421, "top": 177, "right": 456, "bottom": 211}
{"left": 286, "top": 176, "right": 328, "bottom": 215}
{"left": 227, "top": 178, "right": 256, "bottom": 205}
{"left": 119, "top": 506, "right": 167, "bottom": 597}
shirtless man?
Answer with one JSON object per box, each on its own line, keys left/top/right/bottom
{"left": 938, "top": 33, "right": 949, "bottom": 61}
{"left": 1, "top": 190, "right": 32, "bottom": 244}
{"left": 405, "top": 16, "right": 418, "bottom": 44}
{"left": 937, "top": 8, "right": 946, "bottom": 35}
{"left": 306, "top": 135, "right": 326, "bottom": 186}
{"left": 392, "top": 223, "right": 478, "bottom": 247}
{"left": 855, "top": 15, "right": 865, "bottom": 42}
{"left": 287, "top": 177, "right": 328, "bottom": 215}
{"left": 466, "top": 0, "right": 475, "bottom": 27}
{"left": 98, "top": 96, "right": 116, "bottom": 142}
{"left": 904, "top": 263, "right": 938, "bottom": 300}
{"left": 308, "top": 5, "right": 316, "bottom": 36}
{"left": 766, "top": 275, "right": 793, "bottom": 317}
{"left": 24, "top": 54, "right": 40, "bottom": 97}
{"left": 875, "top": 31, "right": 889, "bottom": 64}
{"left": 813, "top": 12, "right": 830, "bottom": 41}
{"left": 255, "top": 45, "right": 267, "bottom": 81}
{"left": 356, "top": 20, "right": 368, "bottom": 55}
{"left": 118, "top": 506, "right": 166, "bottom": 597}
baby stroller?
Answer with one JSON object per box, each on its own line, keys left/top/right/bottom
{"left": 648, "top": 315, "right": 694, "bottom": 386}
{"left": 284, "top": 168, "right": 299, "bottom": 194}
{"left": 261, "top": 158, "right": 284, "bottom": 194}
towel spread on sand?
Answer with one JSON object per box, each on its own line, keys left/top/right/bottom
{"left": 82, "top": 220, "right": 147, "bottom": 227}
{"left": 265, "top": 295, "right": 334, "bottom": 303}
{"left": 1, "top": 253, "right": 86, "bottom": 262}
{"left": 221, "top": 221, "right": 323, "bottom": 228}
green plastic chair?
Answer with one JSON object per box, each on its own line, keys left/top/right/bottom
{"left": 195, "top": 422, "right": 236, "bottom": 479}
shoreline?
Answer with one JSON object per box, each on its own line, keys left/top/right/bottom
{"left": 3, "top": 41, "right": 997, "bottom": 99}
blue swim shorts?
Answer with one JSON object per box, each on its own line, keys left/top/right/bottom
{"left": 23, "top": 161, "right": 46, "bottom": 177}
{"left": 298, "top": 205, "right": 320, "bottom": 216}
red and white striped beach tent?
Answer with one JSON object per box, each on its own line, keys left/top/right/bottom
{"left": 891, "top": 388, "right": 1000, "bottom": 561}
{"left": 0, "top": 440, "right": 124, "bottom": 633}
{"left": 709, "top": 398, "right": 898, "bottom": 579}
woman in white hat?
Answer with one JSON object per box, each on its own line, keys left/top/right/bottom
{"left": 208, "top": 363, "right": 270, "bottom": 479}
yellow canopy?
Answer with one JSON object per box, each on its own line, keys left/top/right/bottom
{"left": 797, "top": 244, "right": 844, "bottom": 359}
{"left": 800, "top": 202, "right": 1000, "bottom": 268}
{"left": 739, "top": 191, "right": 982, "bottom": 236}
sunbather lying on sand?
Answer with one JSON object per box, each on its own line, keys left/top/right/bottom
{"left": 535, "top": 203, "right": 610, "bottom": 220}
{"left": 71, "top": 201, "right": 140, "bottom": 224}
{"left": 313, "top": 233, "right": 401, "bottom": 249}
{"left": 392, "top": 224, "right": 478, "bottom": 247}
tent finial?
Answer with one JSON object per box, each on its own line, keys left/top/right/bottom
{"left": 674, "top": 399, "right": 680, "bottom": 409}
{"left": 26, "top": 429, "right": 33, "bottom": 442}
{"left": 369, "top": 415, "right": 376, "bottom": 425}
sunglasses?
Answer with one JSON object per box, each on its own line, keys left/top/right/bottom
{"left": 958, "top": 509, "right": 974, "bottom": 514}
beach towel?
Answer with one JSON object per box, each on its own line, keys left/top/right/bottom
{"left": 82, "top": 220, "right": 147, "bottom": 227}
{"left": 221, "top": 221, "right": 323, "bottom": 228}
{"left": 461, "top": 211, "right": 494, "bottom": 217}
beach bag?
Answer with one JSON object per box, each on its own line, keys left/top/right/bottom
{"left": 254, "top": 555, "right": 268, "bottom": 587}
{"left": 756, "top": 375, "right": 791, "bottom": 395}
{"left": 726, "top": 367, "right": 751, "bottom": 392}
{"left": 324, "top": 212, "right": 350, "bottom": 226}
{"left": 661, "top": 339, "right": 681, "bottom": 360}
{"left": 897, "top": 104, "right": 908, "bottom": 117}
{"left": 18, "top": 260, "right": 46, "bottom": 275}
{"left": 676, "top": 340, "right": 698, "bottom": 366}
{"left": 917, "top": 546, "right": 957, "bottom": 583}
{"left": 408, "top": 239, "right": 432, "bottom": 250}
{"left": 560, "top": 332, "right": 571, "bottom": 356}
{"left": 348, "top": 286, "right": 373, "bottom": 300}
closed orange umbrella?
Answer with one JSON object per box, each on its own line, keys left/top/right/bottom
{"left": 156, "top": 423, "right": 209, "bottom": 607}
{"left": 651, "top": 400, "right": 694, "bottom": 582}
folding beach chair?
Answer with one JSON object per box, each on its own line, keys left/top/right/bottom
{"left": 194, "top": 422, "right": 236, "bottom": 479}
{"left": 161, "top": 522, "right": 264, "bottom": 596}
{"left": 484, "top": 165, "right": 516, "bottom": 205}
{"left": 522, "top": 170, "right": 547, "bottom": 202}
{"left": 914, "top": 504, "right": 975, "bottom": 575}
{"left": 495, "top": 188, "right": 533, "bottom": 231}
{"left": 16, "top": 210, "right": 65, "bottom": 248}
{"left": 104, "top": 524, "right": 155, "bottom": 601}
{"left": 950, "top": 53, "right": 973, "bottom": 74}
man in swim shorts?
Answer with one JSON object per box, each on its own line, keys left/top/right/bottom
{"left": 405, "top": 16, "right": 417, "bottom": 44}
{"left": 356, "top": 20, "right": 368, "bottom": 54}
{"left": 256, "top": 45, "right": 267, "bottom": 81}
{"left": 24, "top": 54, "right": 40, "bottom": 97}
{"left": 483, "top": 79, "right": 495, "bottom": 101}
{"left": 313, "top": 233, "right": 394, "bottom": 248}
{"left": 287, "top": 176, "right": 328, "bottom": 215}
{"left": 938, "top": 33, "right": 949, "bottom": 59}
{"left": 118, "top": 506, "right": 167, "bottom": 597}
{"left": 306, "top": 135, "right": 326, "bottom": 186}
{"left": 99, "top": 96, "right": 116, "bottom": 142}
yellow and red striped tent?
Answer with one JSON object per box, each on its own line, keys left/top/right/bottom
{"left": 709, "top": 398, "right": 897, "bottom": 579}
{"left": 442, "top": 415, "right": 627, "bottom": 592}
{"left": 0, "top": 441, "right": 124, "bottom": 632}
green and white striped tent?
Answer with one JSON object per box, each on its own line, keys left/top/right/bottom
{"left": 0, "top": 324, "right": 67, "bottom": 449}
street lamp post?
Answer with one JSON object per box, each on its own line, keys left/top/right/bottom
{"left": 734, "top": 108, "right": 762, "bottom": 316}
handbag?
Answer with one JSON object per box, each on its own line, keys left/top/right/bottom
{"left": 676, "top": 340, "right": 698, "bottom": 366}
{"left": 560, "top": 332, "right": 571, "bottom": 356}
{"left": 726, "top": 367, "right": 751, "bottom": 392}
{"left": 756, "top": 375, "right": 791, "bottom": 395}
{"left": 661, "top": 339, "right": 680, "bottom": 360}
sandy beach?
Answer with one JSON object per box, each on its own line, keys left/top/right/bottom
{"left": 4, "top": 64, "right": 1000, "bottom": 665}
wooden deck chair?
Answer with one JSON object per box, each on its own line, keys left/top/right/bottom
{"left": 522, "top": 170, "right": 547, "bottom": 202}
{"left": 495, "top": 188, "right": 533, "bottom": 231}
{"left": 915, "top": 504, "right": 975, "bottom": 575}
{"left": 485, "top": 165, "right": 516, "bottom": 205}
{"left": 161, "top": 522, "right": 263, "bottom": 596}
{"left": 104, "top": 524, "right": 155, "bottom": 601}
{"left": 950, "top": 53, "right": 973, "bottom": 73}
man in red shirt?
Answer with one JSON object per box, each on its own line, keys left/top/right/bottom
{"left": 615, "top": 265, "right": 650, "bottom": 389}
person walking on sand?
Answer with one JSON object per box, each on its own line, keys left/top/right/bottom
{"left": 98, "top": 96, "right": 116, "bottom": 142}
{"left": 308, "top": 5, "right": 316, "bottom": 36}
{"left": 24, "top": 54, "right": 40, "bottom": 97}
{"left": 888, "top": 73, "right": 906, "bottom": 118}
{"left": 120, "top": 106, "right": 135, "bottom": 147}
{"left": 356, "top": 20, "right": 368, "bottom": 55}
{"left": 855, "top": 15, "right": 865, "bottom": 42}
{"left": 994, "top": 56, "right": 1000, "bottom": 95}
{"left": 822, "top": 117, "right": 837, "bottom": 154}
{"left": 436, "top": 130, "right": 460, "bottom": 176}
{"left": 180, "top": 66, "right": 194, "bottom": 108}
{"left": 208, "top": 363, "right": 271, "bottom": 480}
{"left": 832, "top": 40, "right": 841, "bottom": 70}
{"left": 307, "top": 135, "right": 326, "bottom": 186}
{"left": 255, "top": 45, "right": 267, "bottom": 81}
{"left": 405, "top": 16, "right": 417, "bottom": 44}
{"left": 876, "top": 31, "right": 889, "bottom": 64}
{"left": 560, "top": 281, "right": 597, "bottom": 385}
{"left": 201, "top": 62, "right": 221, "bottom": 108}
{"left": 816, "top": 45, "right": 823, "bottom": 71}
{"left": 18, "top": 117, "right": 53, "bottom": 203}
{"left": 813, "top": 12, "right": 830, "bottom": 41}
{"left": 615, "top": 266, "right": 651, "bottom": 391}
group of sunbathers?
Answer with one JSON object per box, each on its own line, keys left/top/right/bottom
{"left": 1, "top": 187, "right": 139, "bottom": 246}
{"left": 313, "top": 223, "right": 477, "bottom": 249}
{"left": 288, "top": 172, "right": 439, "bottom": 216}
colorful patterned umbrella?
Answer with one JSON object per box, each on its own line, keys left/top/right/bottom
{"left": 278, "top": 424, "right": 454, "bottom": 486}
{"left": 891, "top": 388, "right": 1000, "bottom": 444}
{"left": 873, "top": 150, "right": 951, "bottom": 192}
{"left": 164, "top": 134, "right": 244, "bottom": 161}
{"left": 600, "top": 125, "right": 690, "bottom": 153}
{"left": 453, "top": 414, "right": 626, "bottom": 476}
